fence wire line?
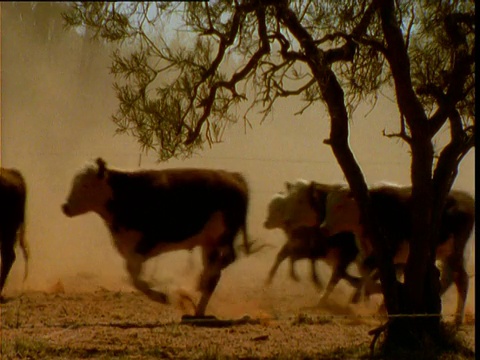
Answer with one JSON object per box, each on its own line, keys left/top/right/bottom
{"left": 10, "top": 150, "right": 408, "bottom": 166}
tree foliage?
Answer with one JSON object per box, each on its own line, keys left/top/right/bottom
{"left": 63, "top": 1, "right": 473, "bottom": 161}
{"left": 63, "top": 0, "right": 475, "bottom": 353}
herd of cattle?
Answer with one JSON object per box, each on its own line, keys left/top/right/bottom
{"left": 0, "top": 158, "right": 475, "bottom": 326}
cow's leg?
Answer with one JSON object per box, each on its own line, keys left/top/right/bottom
{"left": 350, "top": 262, "right": 403, "bottom": 306}
{"left": 0, "top": 232, "right": 17, "bottom": 301}
{"left": 309, "top": 259, "right": 323, "bottom": 289}
{"left": 441, "top": 256, "right": 469, "bottom": 326}
{"left": 125, "top": 254, "right": 169, "bottom": 304}
{"left": 319, "top": 266, "right": 342, "bottom": 303}
{"left": 350, "top": 260, "right": 379, "bottom": 304}
{"left": 289, "top": 257, "right": 301, "bottom": 282}
{"left": 196, "top": 244, "right": 235, "bottom": 316}
{"left": 16, "top": 222, "right": 29, "bottom": 282}
{"left": 439, "top": 260, "right": 454, "bottom": 295}
{"left": 319, "top": 256, "right": 360, "bottom": 303}
{"left": 265, "top": 244, "right": 290, "bottom": 285}
{"left": 394, "top": 263, "right": 406, "bottom": 281}
{"left": 453, "top": 266, "right": 469, "bottom": 326}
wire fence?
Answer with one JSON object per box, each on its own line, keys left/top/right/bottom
{"left": 7, "top": 150, "right": 411, "bottom": 166}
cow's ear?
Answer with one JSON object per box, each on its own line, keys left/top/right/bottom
{"left": 309, "top": 182, "right": 321, "bottom": 203}
{"left": 285, "top": 182, "right": 292, "bottom": 191}
{"left": 96, "top": 158, "right": 107, "bottom": 179}
{"left": 310, "top": 182, "right": 328, "bottom": 207}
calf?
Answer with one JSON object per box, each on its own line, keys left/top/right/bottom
{"left": 264, "top": 189, "right": 362, "bottom": 302}
{"left": 62, "top": 158, "right": 252, "bottom": 316}
{"left": 0, "top": 168, "right": 29, "bottom": 301}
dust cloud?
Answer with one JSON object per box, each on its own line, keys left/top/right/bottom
{"left": 1, "top": 3, "right": 474, "bottom": 320}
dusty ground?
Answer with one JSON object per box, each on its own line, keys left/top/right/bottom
{"left": 0, "top": 249, "right": 475, "bottom": 360}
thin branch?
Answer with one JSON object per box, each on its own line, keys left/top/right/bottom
{"left": 313, "top": 31, "right": 350, "bottom": 45}
{"left": 298, "top": 0, "right": 312, "bottom": 22}
{"left": 404, "top": 5, "right": 415, "bottom": 50}
{"left": 275, "top": 78, "right": 316, "bottom": 97}
{"left": 383, "top": 113, "right": 412, "bottom": 144}
{"left": 294, "top": 98, "right": 320, "bottom": 116}
{"left": 320, "top": 0, "right": 380, "bottom": 64}
{"left": 379, "top": 0, "right": 428, "bottom": 131}
{"left": 428, "top": 12, "right": 475, "bottom": 136}
{"left": 185, "top": 4, "right": 270, "bottom": 145}
{"left": 271, "top": 31, "right": 308, "bottom": 62}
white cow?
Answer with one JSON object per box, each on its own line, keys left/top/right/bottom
{"left": 263, "top": 183, "right": 364, "bottom": 302}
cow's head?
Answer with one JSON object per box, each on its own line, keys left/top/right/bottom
{"left": 281, "top": 179, "right": 319, "bottom": 229}
{"left": 263, "top": 194, "right": 287, "bottom": 230}
{"left": 62, "top": 158, "right": 112, "bottom": 217}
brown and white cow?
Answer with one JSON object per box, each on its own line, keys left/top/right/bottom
{"left": 62, "top": 158, "right": 252, "bottom": 316}
{"left": 263, "top": 186, "right": 364, "bottom": 303}
{"left": 283, "top": 180, "right": 475, "bottom": 324}
{"left": 0, "top": 168, "right": 29, "bottom": 301}
{"left": 322, "top": 184, "right": 475, "bottom": 325}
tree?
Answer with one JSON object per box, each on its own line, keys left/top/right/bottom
{"left": 63, "top": 0, "right": 475, "bottom": 355}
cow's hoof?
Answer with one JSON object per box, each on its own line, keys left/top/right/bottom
{"left": 454, "top": 316, "right": 464, "bottom": 327}
{"left": 290, "top": 275, "right": 300, "bottom": 282}
{"left": 318, "top": 296, "right": 330, "bottom": 306}
{"left": 181, "top": 314, "right": 217, "bottom": 321}
{"left": 312, "top": 281, "right": 324, "bottom": 291}
{"left": 173, "top": 288, "right": 196, "bottom": 314}
{"left": 180, "top": 314, "right": 258, "bottom": 327}
{"left": 180, "top": 314, "right": 218, "bottom": 326}
{"left": 350, "top": 292, "right": 361, "bottom": 304}
{"left": 149, "top": 291, "right": 169, "bottom": 304}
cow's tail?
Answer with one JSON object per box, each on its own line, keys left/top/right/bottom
{"left": 241, "top": 221, "right": 252, "bottom": 255}
{"left": 17, "top": 222, "right": 29, "bottom": 282}
{"left": 239, "top": 220, "right": 274, "bottom": 255}
{"left": 234, "top": 172, "right": 271, "bottom": 256}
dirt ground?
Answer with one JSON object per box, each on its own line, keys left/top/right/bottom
{"left": 1, "top": 249, "right": 475, "bottom": 360}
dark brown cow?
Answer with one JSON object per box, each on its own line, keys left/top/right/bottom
{"left": 62, "top": 158, "right": 252, "bottom": 316}
{"left": 0, "top": 167, "right": 29, "bottom": 301}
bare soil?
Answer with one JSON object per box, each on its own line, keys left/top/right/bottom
{"left": 1, "top": 256, "right": 475, "bottom": 359}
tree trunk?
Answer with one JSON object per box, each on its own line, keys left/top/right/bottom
{"left": 376, "top": 0, "right": 444, "bottom": 351}
{"left": 275, "top": 0, "right": 402, "bottom": 319}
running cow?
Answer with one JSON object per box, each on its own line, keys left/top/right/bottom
{"left": 263, "top": 182, "right": 363, "bottom": 302}
{"left": 0, "top": 167, "right": 29, "bottom": 301}
{"left": 319, "top": 184, "right": 475, "bottom": 325}
{"left": 283, "top": 180, "right": 475, "bottom": 325}
{"left": 62, "top": 158, "right": 252, "bottom": 316}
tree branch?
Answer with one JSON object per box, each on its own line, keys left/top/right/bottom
{"left": 185, "top": 4, "right": 270, "bottom": 145}
{"left": 275, "top": 78, "right": 316, "bottom": 97}
{"left": 428, "top": 12, "right": 475, "bottom": 137}
{"left": 383, "top": 113, "right": 411, "bottom": 144}
{"left": 379, "top": 0, "right": 428, "bottom": 131}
